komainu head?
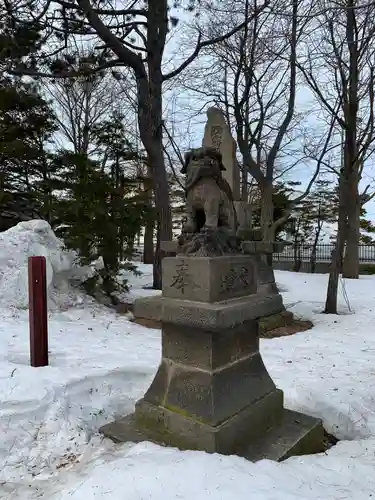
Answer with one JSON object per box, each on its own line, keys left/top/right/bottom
{"left": 181, "top": 146, "right": 226, "bottom": 175}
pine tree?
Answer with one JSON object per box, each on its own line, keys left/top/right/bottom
{"left": 50, "top": 112, "right": 148, "bottom": 302}
{"left": 91, "top": 112, "right": 150, "bottom": 258}
{"left": 360, "top": 216, "right": 375, "bottom": 244}
{"left": 50, "top": 153, "right": 119, "bottom": 301}
{"left": 0, "top": 9, "right": 60, "bottom": 226}
{"left": 293, "top": 179, "right": 338, "bottom": 272}
{"left": 0, "top": 18, "right": 146, "bottom": 301}
{"left": 0, "top": 76, "right": 58, "bottom": 226}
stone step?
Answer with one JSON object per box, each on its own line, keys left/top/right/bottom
{"left": 100, "top": 407, "right": 324, "bottom": 463}
{"left": 245, "top": 409, "right": 324, "bottom": 462}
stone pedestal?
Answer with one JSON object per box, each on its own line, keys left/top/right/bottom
{"left": 157, "top": 237, "right": 293, "bottom": 335}
{"left": 242, "top": 239, "right": 282, "bottom": 296}
{"left": 100, "top": 255, "right": 324, "bottom": 461}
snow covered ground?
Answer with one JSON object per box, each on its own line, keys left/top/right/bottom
{"left": 1, "top": 224, "right": 375, "bottom": 498}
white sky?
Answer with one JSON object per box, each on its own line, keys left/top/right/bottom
{"left": 46, "top": 3, "right": 375, "bottom": 221}
{"left": 159, "top": 9, "right": 375, "bottom": 221}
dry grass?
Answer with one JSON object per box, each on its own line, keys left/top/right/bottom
{"left": 260, "top": 319, "right": 313, "bottom": 339}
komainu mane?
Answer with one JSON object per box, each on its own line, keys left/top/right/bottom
{"left": 178, "top": 146, "right": 240, "bottom": 256}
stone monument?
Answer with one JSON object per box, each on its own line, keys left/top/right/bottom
{"left": 100, "top": 149, "right": 324, "bottom": 461}
{"left": 202, "top": 107, "right": 240, "bottom": 201}
{"left": 202, "top": 107, "right": 253, "bottom": 237}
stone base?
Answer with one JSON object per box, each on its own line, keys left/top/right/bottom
{"left": 134, "top": 295, "right": 163, "bottom": 322}
{"left": 134, "top": 296, "right": 294, "bottom": 335}
{"left": 100, "top": 404, "right": 324, "bottom": 462}
{"left": 124, "top": 254, "right": 320, "bottom": 463}
{"left": 245, "top": 408, "right": 324, "bottom": 462}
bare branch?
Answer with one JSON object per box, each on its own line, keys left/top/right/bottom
{"left": 162, "top": 1, "right": 270, "bottom": 81}
{"left": 77, "top": 0, "right": 145, "bottom": 77}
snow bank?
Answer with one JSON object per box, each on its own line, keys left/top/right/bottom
{"left": 0, "top": 220, "right": 99, "bottom": 310}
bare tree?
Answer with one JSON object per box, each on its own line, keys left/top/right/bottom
{"left": 297, "top": 0, "right": 375, "bottom": 283}
{"left": 192, "top": 0, "right": 321, "bottom": 242}
{"left": 43, "top": 49, "right": 119, "bottom": 155}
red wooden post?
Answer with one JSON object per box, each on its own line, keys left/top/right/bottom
{"left": 28, "top": 256, "right": 49, "bottom": 367}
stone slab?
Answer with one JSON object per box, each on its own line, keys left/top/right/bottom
{"left": 99, "top": 400, "right": 325, "bottom": 461}
{"left": 159, "top": 239, "right": 284, "bottom": 257}
{"left": 160, "top": 237, "right": 286, "bottom": 256}
{"left": 134, "top": 293, "right": 286, "bottom": 327}
{"left": 133, "top": 295, "right": 163, "bottom": 321}
{"left": 100, "top": 389, "right": 284, "bottom": 456}
{"left": 202, "top": 107, "right": 240, "bottom": 201}
{"left": 244, "top": 409, "right": 325, "bottom": 462}
{"left": 161, "top": 293, "right": 284, "bottom": 330}
{"left": 162, "top": 256, "right": 257, "bottom": 303}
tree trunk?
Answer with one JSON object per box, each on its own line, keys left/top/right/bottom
{"left": 342, "top": 185, "right": 360, "bottom": 278}
{"left": 118, "top": 174, "right": 126, "bottom": 262}
{"left": 324, "top": 227, "right": 345, "bottom": 314}
{"left": 342, "top": 0, "right": 359, "bottom": 279}
{"left": 260, "top": 182, "right": 274, "bottom": 241}
{"left": 241, "top": 165, "right": 248, "bottom": 202}
{"left": 324, "top": 176, "right": 347, "bottom": 313}
{"left": 310, "top": 227, "right": 321, "bottom": 273}
{"left": 137, "top": 70, "right": 172, "bottom": 289}
{"left": 260, "top": 182, "right": 274, "bottom": 266}
{"left": 143, "top": 168, "right": 154, "bottom": 264}
{"left": 148, "top": 145, "right": 172, "bottom": 289}
{"left": 143, "top": 217, "right": 154, "bottom": 264}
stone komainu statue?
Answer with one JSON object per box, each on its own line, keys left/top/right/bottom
{"left": 178, "top": 147, "right": 239, "bottom": 256}
{"left": 180, "top": 146, "right": 238, "bottom": 234}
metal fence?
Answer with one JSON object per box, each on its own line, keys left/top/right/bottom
{"left": 133, "top": 242, "right": 375, "bottom": 264}
{"left": 274, "top": 244, "right": 375, "bottom": 263}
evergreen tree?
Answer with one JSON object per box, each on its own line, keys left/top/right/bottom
{"left": 291, "top": 179, "right": 338, "bottom": 272}
{"left": 0, "top": 18, "right": 147, "bottom": 302}
{"left": 0, "top": 8, "right": 59, "bottom": 225}
{"left": 0, "top": 76, "right": 58, "bottom": 225}
{"left": 360, "top": 216, "right": 375, "bottom": 245}
{"left": 91, "top": 112, "right": 150, "bottom": 259}
{"left": 50, "top": 111, "right": 148, "bottom": 303}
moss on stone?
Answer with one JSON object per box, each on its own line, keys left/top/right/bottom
{"left": 259, "top": 311, "right": 293, "bottom": 334}
{"left": 163, "top": 403, "right": 197, "bottom": 420}
{"left": 135, "top": 412, "right": 202, "bottom": 452}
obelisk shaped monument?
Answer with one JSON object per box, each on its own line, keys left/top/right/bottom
{"left": 202, "top": 107, "right": 241, "bottom": 201}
